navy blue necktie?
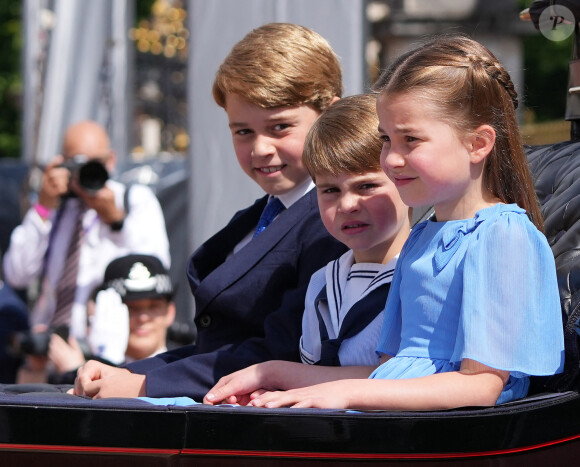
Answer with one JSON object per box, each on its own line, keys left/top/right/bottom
{"left": 253, "top": 197, "right": 285, "bottom": 238}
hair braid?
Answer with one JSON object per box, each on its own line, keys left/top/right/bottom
{"left": 464, "top": 53, "right": 519, "bottom": 110}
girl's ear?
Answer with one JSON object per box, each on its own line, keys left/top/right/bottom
{"left": 467, "top": 125, "right": 496, "bottom": 164}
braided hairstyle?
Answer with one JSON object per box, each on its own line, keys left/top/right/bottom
{"left": 373, "top": 34, "right": 543, "bottom": 231}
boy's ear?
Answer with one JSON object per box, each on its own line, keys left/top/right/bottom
{"left": 329, "top": 96, "right": 340, "bottom": 106}
{"left": 467, "top": 125, "right": 495, "bottom": 164}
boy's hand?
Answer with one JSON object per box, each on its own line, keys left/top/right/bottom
{"left": 73, "top": 360, "right": 146, "bottom": 399}
{"left": 74, "top": 183, "right": 125, "bottom": 226}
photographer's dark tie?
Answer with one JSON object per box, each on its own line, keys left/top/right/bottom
{"left": 253, "top": 197, "right": 285, "bottom": 238}
{"left": 52, "top": 204, "right": 86, "bottom": 328}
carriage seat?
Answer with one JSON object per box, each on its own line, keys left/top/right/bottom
{"left": 527, "top": 141, "right": 580, "bottom": 392}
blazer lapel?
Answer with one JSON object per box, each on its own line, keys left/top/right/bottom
{"left": 220, "top": 189, "right": 316, "bottom": 283}
{"left": 188, "top": 195, "right": 267, "bottom": 287}
{"left": 192, "top": 189, "right": 317, "bottom": 311}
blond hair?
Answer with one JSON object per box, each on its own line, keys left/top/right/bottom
{"left": 303, "top": 94, "right": 382, "bottom": 181}
{"left": 374, "top": 34, "right": 543, "bottom": 231}
{"left": 213, "top": 23, "right": 343, "bottom": 112}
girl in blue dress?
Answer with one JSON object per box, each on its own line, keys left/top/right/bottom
{"left": 205, "top": 35, "right": 565, "bottom": 410}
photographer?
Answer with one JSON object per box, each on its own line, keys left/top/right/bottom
{"left": 2, "top": 121, "right": 170, "bottom": 363}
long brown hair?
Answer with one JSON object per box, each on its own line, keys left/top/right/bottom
{"left": 373, "top": 35, "right": 543, "bottom": 231}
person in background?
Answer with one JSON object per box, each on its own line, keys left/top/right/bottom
{"left": 106, "top": 254, "right": 175, "bottom": 363}
{"left": 3, "top": 121, "right": 170, "bottom": 346}
{"left": 49, "top": 254, "right": 175, "bottom": 385}
{"left": 73, "top": 22, "right": 347, "bottom": 401}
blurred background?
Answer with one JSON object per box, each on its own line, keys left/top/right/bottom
{"left": 0, "top": 0, "right": 568, "bottom": 163}
{"left": 0, "top": 0, "right": 573, "bottom": 344}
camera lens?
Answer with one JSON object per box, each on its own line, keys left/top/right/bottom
{"left": 78, "top": 160, "right": 109, "bottom": 193}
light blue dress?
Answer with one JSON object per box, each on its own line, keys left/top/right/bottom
{"left": 370, "top": 203, "right": 565, "bottom": 405}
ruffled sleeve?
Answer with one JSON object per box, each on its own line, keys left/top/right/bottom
{"left": 451, "top": 209, "right": 565, "bottom": 377}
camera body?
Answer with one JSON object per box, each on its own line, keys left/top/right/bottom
{"left": 6, "top": 326, "right": 91, "bottom": 359}
{"left": 6, "top": 326, "right": 69, "bottom": 357}
{"left": 60, "top": 155, "right": 109, "bottom": 194}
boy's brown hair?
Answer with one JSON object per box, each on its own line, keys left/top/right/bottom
{"left": 303, "top": 94, "right": 383, "bottom": 182}
{"left": 213, "top": 23, "right": 343, "bottom": 112}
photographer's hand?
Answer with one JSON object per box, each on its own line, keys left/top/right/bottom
{"left": 48, "top": 334, "right": 86, "bottom": 373}
{"left": 17, "top": 354, "right": 49, "bottom": 384}
{"left": 75, "top": 184, "right": 125, "bottom": 226}
{"left": 38, "top": 155, "right": 69, "bottom": 210}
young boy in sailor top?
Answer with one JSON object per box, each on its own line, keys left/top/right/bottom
{"left": 299, "top": 94, "right": 410, "bottom": 368}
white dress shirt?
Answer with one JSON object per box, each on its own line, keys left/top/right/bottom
{"left": 3, "top": 180, "right": 170, "bottom": 339}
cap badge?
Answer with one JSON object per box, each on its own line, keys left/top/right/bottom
{"left": 124, "top": 262, "right": 157, "bottom": 291}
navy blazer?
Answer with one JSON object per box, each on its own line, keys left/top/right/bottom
{"left": 126, "top": 189, "right": 347, "bottom": 399}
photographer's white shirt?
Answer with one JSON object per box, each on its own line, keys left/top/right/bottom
{"left": 3, "top": 180, "right": 170, "bottom": 339}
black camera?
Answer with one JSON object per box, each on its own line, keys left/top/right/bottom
{"left": 60, "top": 155, "right": 109, "bottom": 194}
{"left": 6, "top": 326, "right": 69, "bottom": 357}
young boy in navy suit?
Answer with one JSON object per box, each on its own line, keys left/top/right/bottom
{"left": 73, "top": 23, "right": 348, "bottom": 400}
{"left": 204, "top": 94, "right": 411, "bottom": 406}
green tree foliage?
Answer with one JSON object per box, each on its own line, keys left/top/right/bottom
{"left": 519, "top": 0, "right": 575, "bottom": 121}
{"left": 0, "top": 1, "right": 21, "bottom": 158}
{"left": 522, "top": 33, "right": 573, "bottom": 121}
{"left": 136, "top": 0, "right": 156, "bottom": 22}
